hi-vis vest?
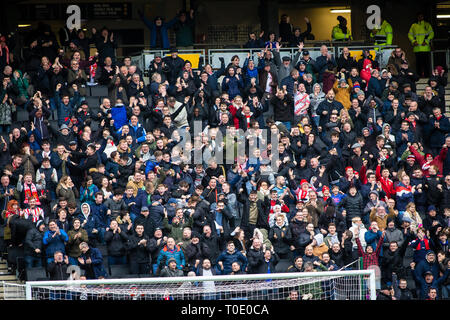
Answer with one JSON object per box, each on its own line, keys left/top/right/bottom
{"left": 371, "top": 20, "right": 393, "bottom": 49}
{"left": 332, "top": 25, "right": 352, "bottom": 41}
{"left": 408, "top": 20, "right": 434, "bottom": 53}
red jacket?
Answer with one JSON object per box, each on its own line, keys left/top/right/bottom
{"left": 409, "top": 145, "right": 448, "bottom": 175}
{"left": 375, "top": 165, "right": 395, "bottom": 198}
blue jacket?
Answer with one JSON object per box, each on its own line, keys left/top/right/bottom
{"left": 222, "top": 76, "right": 244, "bottom": 99}
{"left": 55, "top": 90, "right": 80, "bottom": 126}
{"left": 243, "top": 58, "right": 260, "bottom": 86}
{"left": 110, "top": 104, "right": 128, "bottom": 130}
{"left": 364, "top": 229, "right": 383, "bottom": 256}
{"left": 206, "top": 61, "right": 225, "bottom": 91}
{"left": 216, "top": 249, "right": 248, "bottom": 275}
{"left": 415, "top": 257, "right": 440, "bottom": 279}
{"left": 412, "top": 267, "right": 450, "bottom": 299}
{"left": 149, "top": 203, "right": 165, "bottom": 229}
{"left": 395, "top": 129, "right": 415, "bottom": 156}
{"left": 395, "top": 182, "right": 415, "bottom": 212}
{"left": 427, "top": 115, "right": 450, "bottom": 148}
{"left": 50, "top": 152, "right": 69, "bottom": 180}
{"left": 139, "top": 13, "right": 177, "bottom": 49}
{"left": 156, "top": 245, "right": 186, "bottom": 270}
{"left": 128, "top": 122, "right": 147, "bottom": 144}
{"left": 367, "top": 77, "right": 383, "bottom": 98}
{"left": 79, "top": 247, "right": 108, "bottom": 279}
{"left": 43, "top": 229, "right": 69, "bottom": 258}
{"left": 90, "top": 202, "right": 110, "bottom": 228}
{"left": 145, "top": 159, "right": 160, "bottom": 176}
{"left": 315, "top": 55, "right": 336, "bottom": 82}
{"left": 280, "top": 76, "right": 297, "bottom": 96}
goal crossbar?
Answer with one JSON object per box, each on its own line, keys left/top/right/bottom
{"left": 25, "top": 270, "right": 376, "bottom": 300}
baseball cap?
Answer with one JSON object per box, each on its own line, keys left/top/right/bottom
{"left": 141, "top": 206, "right": 149, "bottom": 212}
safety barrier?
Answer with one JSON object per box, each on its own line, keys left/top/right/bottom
{"left": 207, "top": 47, "right": 325, "bottom": 69}
{"left": 334, "top": 45, "right": 397, "bottom": 69}
{"left": 207, "top": 45, "right": 397, "bottom": 69}
{"left": 130, "top": 49, "right": 206, "bottom": 75}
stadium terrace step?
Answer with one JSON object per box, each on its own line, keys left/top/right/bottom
{"left": 416, "top": 78, "right": 429, "bottom": 84}
{"left": 0, "top": 274, "right": 18, "bottom": 281}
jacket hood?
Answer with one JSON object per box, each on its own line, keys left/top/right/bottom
{"left": 81, "top": 202, "right": 91, "bottom": 216}
{"left": 312, "top": 83, "right": 324, "bottom": 94}
{"left": 382, "top": 123, "right": 391, "bottom": 133}
{"left": 363, "top": 59, "right": 372, "bottom": 69}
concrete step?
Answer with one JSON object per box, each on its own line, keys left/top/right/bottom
{"left": 417, "top": 78, "right": 429, "bottom": 84}
{"left": 0, "top": 274, "right": 18, "bottom": 281}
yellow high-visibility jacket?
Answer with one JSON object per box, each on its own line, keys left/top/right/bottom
{"left": 370, "top": 20, "right": 393, "bottom": 47}
{"left": 332, "top": 25, "right": 352, "bottom": 41}
{"left": 408, "top": 20, "right": 434, "bottom": 52}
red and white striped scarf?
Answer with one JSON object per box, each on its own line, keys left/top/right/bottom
{"left": 21, "top": 207, "right": 44, "bottom": 223}
{"left": 294, "top": 92, "right": 310, "bottom": 116}
{"left": 23, "top": 183, "right": 41, "bottom": 205}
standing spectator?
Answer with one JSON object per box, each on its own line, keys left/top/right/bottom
{"left": 104, "top": 219, "right": 129, "bottom": 266}
{"left": 42, "top": 219, "right": 69, "bottom": 265}
{"left": 216, "top": 241, "right": 248, "bottom": 275}
{"left": 66, "top": 218, "right": 89, "bottom": 266}
{"left": 162, "top": 48, "right": 185, "bottom": 85}
{"left": 78, "top": 242, "right": 108, "bottom": 279}
{"left": 24, "top": 220, "right": 45, "bottom": 268}
{"left": 173, "top": 10, "right": 195, "bottom": 49}
{"left": 138, "top": 11, "right": 177, "bottom": 49}
{"left": 127, "top": 224, "right": 152, "bottom": 275}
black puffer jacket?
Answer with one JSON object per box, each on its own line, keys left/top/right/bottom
{"left": 270, "top": 93, "right": 294, "bottom": 122}
{"left": 184, "top": 242, "right": 211, "bottom": 268}
{"left": 127, "top": 233, "right": 152, "bottom": 264}
{"left": 200, "top": 233, "right": 223, "bottom": 263}
{"left": 269, "top": 223, "right": 292, "bottom": 255}
{"left": 24, "top": 226, "right": 44, "bottom": 257}
{"left": 338, "top": 192, "right": 364, "bottom": 224}
{"left": 246, "top": 247, "right": 265, "bottom": 274}
{"left": 104, "top": 229, "right": 129, "bottom": 257}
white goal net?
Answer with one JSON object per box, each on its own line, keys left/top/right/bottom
{"left": 2, "top": 270, "right": 376, "bottom": 301}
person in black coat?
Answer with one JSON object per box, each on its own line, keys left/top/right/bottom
{"left": 104, "top": 220, "right": 129, "bottom": 265}
{"left": 162, "top": 48, "right": 185, "bottom": 85}
{"left": 127, "top": 224, "right": 152, "bottom": 275}
{"left": 380, "top": 231, "right": 411, "bottom": 286}
{"left": 246, "top": 238, "right": 266, "bottom": 274}
{"left": 200, "top": 224, "right": 224, "bottom": 264}
{"left": 269, "top": 214, "right": 293, "bottom": 260}
{"left": 47, "top": 251, "right": 70, "bottom": 280}
{"left": 191, "top": 196, "right": 214, "bottom": 234}
{"left": 24, "top": 220, "right": 46, "bottom": 268}
{"left": 133, "top": 207, "right": 155, "bottom": 239}
{"left": 288, "top": 18, "right": 312, "bottom": 46}
{"left": 318, "top": 205, "right": 346, "bottom": 235}
{"left": 238, "top": 190, "right": 270, "bottom": 240}
{"left": 184, "top": 232, "right": 210, "bottom": 271}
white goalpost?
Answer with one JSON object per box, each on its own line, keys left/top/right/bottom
{"left": 10, "top": 270, "right": 376, "bottom": 301}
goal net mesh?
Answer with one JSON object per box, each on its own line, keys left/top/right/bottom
{"left": 4, "top": 270, "right": 375, "bottom": 300}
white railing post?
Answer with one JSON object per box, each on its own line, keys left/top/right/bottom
{"left": 368, "top": 269, "right": 377, "bottom": 300}
{"left": 25, "top": 282, "right": 32, "bottom": 300}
